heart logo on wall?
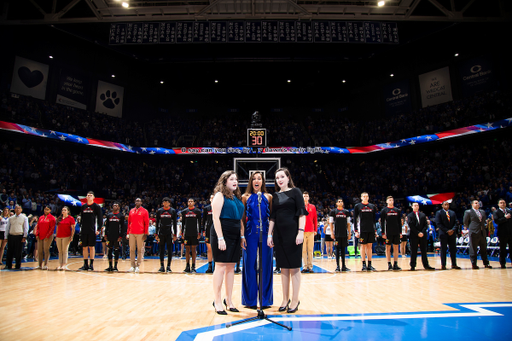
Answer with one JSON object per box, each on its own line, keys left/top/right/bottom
{"left": 18, "top": 67, "right": 44, "bottom": 88}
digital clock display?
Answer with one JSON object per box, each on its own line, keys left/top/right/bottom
{"left": 247, "top": 128, "right": 267, "bottom": 147}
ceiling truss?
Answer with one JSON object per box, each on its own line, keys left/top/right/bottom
{"left": 1, "top": 0, "right": 509, "bottom": 24}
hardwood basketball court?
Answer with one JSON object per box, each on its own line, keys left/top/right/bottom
{"left": 1, "top": 254, "right": 511, "bottom": 341}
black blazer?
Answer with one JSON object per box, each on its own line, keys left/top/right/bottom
{"left": 493, "top": 208, "right": 512, "bottom": 238}
{"left": 407, "top": 211, "right": 428, "bottom": 238}
{"left": 435, "top": 209, "right": 457, "bottom": 236}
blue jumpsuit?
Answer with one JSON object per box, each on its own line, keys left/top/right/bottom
{"left": 241, "top": 193, "right": 273, "bottom": 307}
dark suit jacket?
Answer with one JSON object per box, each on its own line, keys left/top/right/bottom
{"left": 407, "top": 211, "right": 428, "bottom": 238}
{"left": 435, "top": 209, "right": 457, "bottom": 236}
{"left": 493, "top": 208, "right": 512, "bottom": 238}
{"left": 463, "top": 208, "right": 486, "bottom": 234}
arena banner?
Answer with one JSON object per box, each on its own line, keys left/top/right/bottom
{"left": 56, "top": 69, "right": 88, "bottom": 110}
{"left": 407, "top": 193, "right": 455, "bottom": 205}
{"left": 459, "top": 56, "right": 495, "bottom": 97}
{"left": 383, "top": 79, "right": 412, "bottom": 115}
{"left": 10, "top": 56, "right": 49, "bottom": 100}
{"left": 1, "top": 118, "right": 511, "bottom": 155}
{"left": 418, "top": 67, "right": 453, "bottom": 108}
{"left": 95, "top": 80, "right": 124, "bottom": 118}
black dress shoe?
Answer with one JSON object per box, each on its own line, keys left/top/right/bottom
{"left": 425, "top": 266, "right": 435, "bottom": 270}
{"left": 472, "top": 264, "right": 479, "bottom": 269}
{"left": 501, "top": 265, "right": 507, "bottom": 269}
{"left": 287, "top": 301, "right": 300, "bottom": 313}
{"left": 213, "top": 301, "right": 227, "bottom": 315}
{"left": 410, "top": 267, "right": 415, "bottom": 271}
{"left": 278, "top": 299, "right": 290, "bottom": 312}
{"left": 441, "top": 266, "right": 447, "bottom": 270}
{"left": 484, "top": 264, "right": 492, "bottom": 269}
{"left": 223, "top": 299, "right": 239, "bottom": 312}
{"left": 451, "top": 265, "right": 461, "bottom": 270}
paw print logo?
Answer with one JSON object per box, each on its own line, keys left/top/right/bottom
{"left": 100, "top": 90, "right": 120, "bottom": 109}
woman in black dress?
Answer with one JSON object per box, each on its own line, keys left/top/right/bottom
{"left": 211, "top": 171, "right": 244, "bottom": 315}
{"left": 267, "top": 168, "right": 307, "bottom": 313}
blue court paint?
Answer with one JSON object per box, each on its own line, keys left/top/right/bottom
{"left": 176, "top": 302, "right": 512, "bottom": 341}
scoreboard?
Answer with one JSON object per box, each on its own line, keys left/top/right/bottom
{"left": 247, "top": 128, "right": 267, "bottom": 147}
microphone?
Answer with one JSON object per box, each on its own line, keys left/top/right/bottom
{"left": 257, "top": 191, "right": 262, "bottom": 204}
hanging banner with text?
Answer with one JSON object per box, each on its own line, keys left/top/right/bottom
{"left": 56, "top": 69, "right": 88, "bottom": 110}
{"left": 2, "top": 118, "right": 511, "bottom": 155}
{"left": 109, "top": 21, "right": 399, "bottom": 45}
{"left": 383, "top": 79, "right": 412, "bottom": 115}
{"left": 10, "top": 56, "right": 49, "bottom": 100}
{"left": 95, "top": 80, "right": 124, "bottom": 118}
{"left": 459, "top": 56, "right": 495, "bottom": 97}
{"left": 419, "top": 67, "right": 453, "bottom": 108}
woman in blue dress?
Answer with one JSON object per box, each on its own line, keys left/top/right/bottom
{"left": 211, "top": 170, "right": 244, "bottom": 315}
{"left": 241, "top": 171, "right": 273, "bottom": 309}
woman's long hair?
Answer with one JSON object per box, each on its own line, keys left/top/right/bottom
{"left": 244, "top": 171, "right": 267, "bottom": 195}
{"left": 213, "top": 170, "right": 242, "bottom": 200}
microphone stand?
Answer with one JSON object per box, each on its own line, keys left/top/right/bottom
{"left": 226, "top": 194, "right": 292, "bottom": 331}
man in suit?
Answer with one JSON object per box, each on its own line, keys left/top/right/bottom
{"left": 493, "top": 199, "right": 512, "bottom": 268}
{"left": 463, "top": 200, "right": 492, "bottom": 269}
{"left": 407, "top": 203, "right": 435, "bottom": 271}
{"left": 435, "top": 201, "right": 461, "bottom": 270}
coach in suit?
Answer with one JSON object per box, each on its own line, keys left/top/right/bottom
{"left": 435, "top": 201, "right": 461, "bottom": 270}
{"left": 493, "top": 199, "right": 512, "bottom": 268}
{"left": 407, "top": 203, "right": 434, "bottom": 271}
{"left": 463, "top": 200, "right": 492, "bottom": 269}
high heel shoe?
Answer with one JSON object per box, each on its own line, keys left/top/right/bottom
{"left": 213, "top": 301, "right": 227, "bottom": 315}
{"left": 278, "top": 299, "right": 290, "bottom": 312}
{"left": 287, "top": 301, "right": 300, "bottom": 313}
{"left": 223, "top": 299, "right": 239, "bottom": 312}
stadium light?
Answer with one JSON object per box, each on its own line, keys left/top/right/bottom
{"left": 215, "top": 80, "right": 218, "bottom": 83}
{"left": 122, "top": 2, "right": 129, "bottom": 8}
{"left": 160, "top": 81, "right": 164, "bottom": 84}
{"left": 49, "top": 55, "right": 53, "bottom": 59}
{"left": 287, "top": 80, "right": 291, "bottom": 83}
{"left": 378, "top": 1, "right": 385, "bottom": 6}
{"left": 111, "top": 74, "right": 116, "bottom": 78}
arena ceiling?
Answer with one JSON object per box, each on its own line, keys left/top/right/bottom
{"left": 2, "top": 0, "right": 508, "bottom": 23}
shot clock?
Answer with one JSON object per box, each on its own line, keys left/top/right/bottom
{"left": 247, "top": 128, "right": 267, "bottom": 147}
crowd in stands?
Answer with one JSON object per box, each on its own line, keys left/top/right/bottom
{"left": 2, "top": 90, "right": 510, "bottom": 149}
{"left": 1, "top": 133, "right": 510, "bottom": 232}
